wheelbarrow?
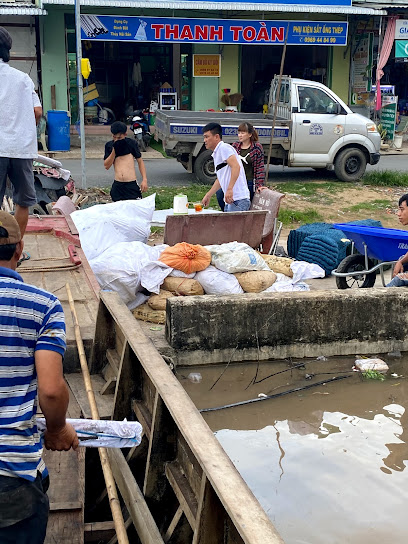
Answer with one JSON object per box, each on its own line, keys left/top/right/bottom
{"left": 332, "top": 223, "right": 408, "bottom": 289}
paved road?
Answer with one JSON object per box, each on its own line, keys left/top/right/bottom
{"left": 63, "top": 154, "right": 408, "bottom": 189}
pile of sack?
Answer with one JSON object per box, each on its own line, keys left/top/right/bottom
{"left": 71, "top": 196, "right": 324, "bottom": 324}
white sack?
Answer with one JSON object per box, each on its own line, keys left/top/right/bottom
{"left": 291, "top": 261, "right": 325, "bottom": 283}
{"left": 71, "top": 194, "right": 156, "bottom": 262}
{"left": 140, "top": 261, "right": 173, "bottom": 294}
{"left": 263, "top": 280, "right": 310, "bottom": 293}
{"left": 37, "top": 418, "right": 143, "bottom": 448}
{"left": 90, "top": 242, "right": 168, "bottom": 306}
{"left": 195, "top": 265, "right": 244, "bottom": 295}
{"left": 205, "top": 242, "right": 269, "bottom": 274}
{"left": 169, "top": 269, "right": 196, "bottom": 279}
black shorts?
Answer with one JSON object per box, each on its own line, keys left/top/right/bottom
{"left": 0, "top": 158, "right": 37, "bottom": 207}
{"left": 110, "top": 180, "right": 142, "bottom": 202}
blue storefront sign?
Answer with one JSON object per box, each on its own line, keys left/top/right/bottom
{"left": 80, "top": 15, "right": 348, "bottom": 46}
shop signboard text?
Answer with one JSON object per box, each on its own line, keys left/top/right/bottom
{"left": 381, "top": 96, "right": 398, "bottom": 142}
{"left": 193, "top": 55, "right": 221, "bottom": 77}
{"left": 80, "top": 15, "right": 348, "bottom": 46}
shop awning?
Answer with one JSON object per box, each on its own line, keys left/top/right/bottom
{"left": 41, "top": 0, "right": 386, "bottom": 15}
{"left": 0, "top": 3, "right": 47, "bottom": 13}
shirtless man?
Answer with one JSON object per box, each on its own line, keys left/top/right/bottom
{"left": 104, "top": 121, "right": 148, "bottom": 202}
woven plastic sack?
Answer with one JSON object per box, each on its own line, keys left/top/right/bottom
{"left": 148, "top": 290, "right": 174, "bottom": 311}
{"left": 159, "top": 242, "right": 211, "bottom": 275}
{"left": 132, "top": 304, "right": 166, "bottom": 324}
{"left": 234, "top": 270, "right": 277, "bottom": 293}
{"left": 195, "top": 265, "right": 244, "bottom": 295}
{"left": 206, "top": 242, "right": 270, "bottom": 273}
{"left": 162, "top": 277, "right": 204, "bottom": 296}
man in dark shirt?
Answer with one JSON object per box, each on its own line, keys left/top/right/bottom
{"left": 103, "top": 121, "right": 148, "bottom": 202}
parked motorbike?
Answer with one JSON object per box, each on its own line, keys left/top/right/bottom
{"left": 129, "top": 109, "right": 151, "bottom": 152}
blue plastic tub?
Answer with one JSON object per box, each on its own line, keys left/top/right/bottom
{"left": 333, "top": 223, "right": 408, "bottom": 262}
{"left": 47, "top": 110, "right": 70, "bottom": 151}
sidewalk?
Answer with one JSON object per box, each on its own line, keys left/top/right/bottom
{"left": 45, "top": 142, "right": 164, "bottom": 160}
{"left": 380, "top": 141, "right": 408, "bottom": 156}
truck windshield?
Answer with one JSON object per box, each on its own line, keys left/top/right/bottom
{"left": 298, "top": 86, "right": 337, "bottom": 114}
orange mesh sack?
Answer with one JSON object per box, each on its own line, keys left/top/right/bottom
{"left": 159, "top": 242, "right": 211, "bottom": 275}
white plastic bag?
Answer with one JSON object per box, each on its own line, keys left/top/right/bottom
{"left": 195, "top": 265, "right": 244, "bottom": 295}
{"left": 354, "top": 358, "right": 389, "bottom": 373}
{"left": 205, "top": 242, "right": 269, "bottom": 274}
{"left": 169, "top": 269, "right": 196, "bottom": 279}
{"left": 90, "top": 242, "right": 168, "bottom": 306}
{"left": 291, "top": 261, "right": 325, "bottom": 283}
{"left": 71, "top": 194, "right": 156, "bottom": 262}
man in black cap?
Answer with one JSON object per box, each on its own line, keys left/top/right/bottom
{"left": 0, "top": 210, "right": 78, "bottom": 543}
{"left": 0, "top": 26, "right": 42, "bottom": 239}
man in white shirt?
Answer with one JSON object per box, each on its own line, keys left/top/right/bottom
{"left": 201, "top": 122, "right": 250, "bottom": 212}
{"left": 0, "top": 27, "right": 41, "bottom": 238}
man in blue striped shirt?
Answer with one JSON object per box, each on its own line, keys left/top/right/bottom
{"left": 0, "top": 211, "right": 78, "bottom": 543}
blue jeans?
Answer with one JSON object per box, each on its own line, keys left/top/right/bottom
{"left": 0, "top": 473, "right": 49, "bottom": 543}
{"left": 224, "top": 198, "right": 251, "bottom": 212}
{"left": 216, "top": 180, "right": 254, "bottom": 212}
{"left": 387, "top": 276, "right": 408, "bottom": 287}
{"left": 386, "top": 263, "right": 408, "bottom": 287}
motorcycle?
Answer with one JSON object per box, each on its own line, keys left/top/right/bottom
{"left": 129, "top": 109, "right": 151, "bottom": 152}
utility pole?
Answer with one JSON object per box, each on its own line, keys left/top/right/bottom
{"left": 74, "top": 0, "right": 87, "bottom": 188}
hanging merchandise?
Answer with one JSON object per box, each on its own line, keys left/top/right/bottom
{"left": 81, "top": 58, "right": 91, "bottom": 80}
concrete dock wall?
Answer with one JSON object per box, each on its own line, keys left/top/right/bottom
{"left": 166, "top": 289, "right": 408, "bottom": 365}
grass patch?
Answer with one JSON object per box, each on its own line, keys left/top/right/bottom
{"left": 272, "top": 181, "right": 348, "bottom": 198}
{"left": 146, "top": 185, "right": 217, "bottom": 210}
{"left": 344, "top": 199, "right": 392, "bottom": 213}
{"left": 278, "top": 207, "right": 323, "bottom": 226}
{"left": 362, "top": 171, "right": 408, "bottom": 187}
{"left": 148, "top": 138, "right": 169, "bottom": 158}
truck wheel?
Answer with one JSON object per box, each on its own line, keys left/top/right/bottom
{"left": 335, "top": 254, "right": 376, "bottom": 289}
{"left": 193, "top": 150, "right": 216, "bottom": 184}
{"left": 334, "top": 148, "right": 367, "bottom": 182}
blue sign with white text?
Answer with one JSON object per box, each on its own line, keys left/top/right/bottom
{"left": 80, "top": 15, "right": 348, "bottom": 46}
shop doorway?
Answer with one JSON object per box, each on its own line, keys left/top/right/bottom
{"left": 65, "top": 15, "right": 173, "bottom": 122}
{"left": 240, "top": 45, "right": 329, "bottom": 112}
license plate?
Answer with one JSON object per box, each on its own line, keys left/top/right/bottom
{"left": 134, "top": 128, "right": 142, "bottom": 134}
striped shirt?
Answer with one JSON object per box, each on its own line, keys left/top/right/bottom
{"left": 0, "top": 267, "right": 66, "bottom": 481}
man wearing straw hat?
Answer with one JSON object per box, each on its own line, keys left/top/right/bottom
{"left": 0, "top": 26, "right": 41, "bottom": 241}
{"left": 0, "top": 211, "right": 78, "bottom": 543}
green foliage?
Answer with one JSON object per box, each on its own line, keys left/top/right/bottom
{"left": 376, "top": 123, "right": 388, "bottom": 140}
{"left": 278, "top": 208, "right": 323, "bottom": 226}
{"left": 362, "top": 171, "right": 408, "bottom": 187}
{"left": 362, "top": 370, "right": 385, "bottom": 381}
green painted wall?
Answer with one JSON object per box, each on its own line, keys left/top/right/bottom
{"left": 191, "top": 44, "right": 219, "bottom": 111}
{"left": 219, "top": 45, "right": 240, "bottom": 109}
{"left": 40, "top": 8, "right": 69, "bottom": 114}
{"left": 329, "top": 46, "right": 350, "bottom": 104}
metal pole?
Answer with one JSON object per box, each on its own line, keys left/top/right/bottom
{"left": 75, "top": 0, "right": 87, "bottom": 189}
{"left": 265, "top": 25, "right": 289, "bottom": 181}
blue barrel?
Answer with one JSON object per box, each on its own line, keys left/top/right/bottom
{"left": 47, "top": 110, "right": 70, "bottom": 151}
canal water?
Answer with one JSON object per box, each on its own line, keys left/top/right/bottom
{"left": 179, "top": 356, "right": 408, "bottom": 544}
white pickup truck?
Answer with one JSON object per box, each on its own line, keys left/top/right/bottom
{"left": 154, "top": 76, "right": 381, "bottom": 184}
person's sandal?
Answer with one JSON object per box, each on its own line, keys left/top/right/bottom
{"left": 17, "top": 251, "right": 30, "bottom": 267}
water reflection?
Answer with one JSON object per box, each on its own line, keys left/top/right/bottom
{"left": 180, "top": 357, "right": 408, "bottom": 543}
{"left": 215, "top": 405, "right": 408, "bottom": 544}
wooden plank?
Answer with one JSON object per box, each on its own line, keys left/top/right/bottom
{"left": 65, "top": 373, "right": 114, "bottom": 419}
{"left": 192, "top": 475, "right": 225, "bottom": 544}
{"left": 165, "top": 461, "right": 198, "bottom": 531}
{"left": 132, "top": 399, "right": 152, "bottom": 440}
{"left": 143, "top": 392, "right": 177, "bottom": 503}
{"left": 107, "top": 448, "right": 164, "bottom": 544}
{"left": 113, "top": 340, "right": 139, "bottom": 421}
{"left": 100, "top": 291, "right": 284, "bottom": 544}
{"left": 106, "top": 349, "right": 120, "bottom": 374}
{"left": 49, "top": 501, "right": 82, "bottom": 511}
{"left": 85, "top": 521, "right": 116, "bottom": 543}
{"left": 164, "top": 506, "right": 183, "bottom": 543}
{"left": 89, "top": 301, "right": 116, "bottom": 374}
{"left": 44, "top": 390, "right": 85, "bottom": 544}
